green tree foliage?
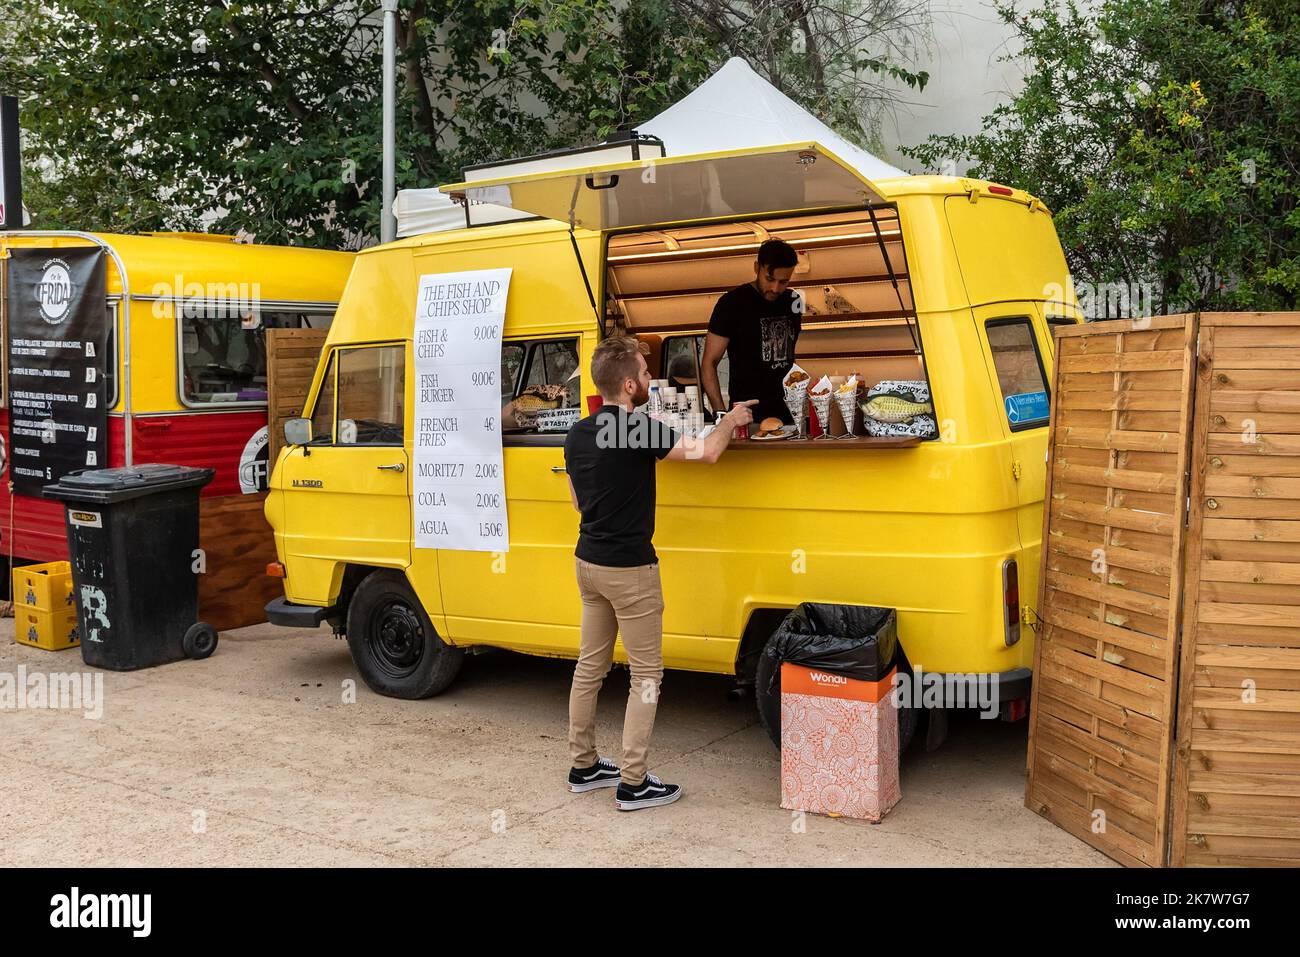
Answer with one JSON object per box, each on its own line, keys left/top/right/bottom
{"left": 904, "top": 0, "right": 1300, "bottom": 313}
{"left": 2, "top": 0, "right": 930, "bottom": 248}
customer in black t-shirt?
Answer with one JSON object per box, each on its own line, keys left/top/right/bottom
{"left": 701, "top": 239, "right": 802, "bottom": 423}
{"left": 562, "top": 335, "right": 756, "bottom": 811}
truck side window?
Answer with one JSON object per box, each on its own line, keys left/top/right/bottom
{"left": 1045, "top": 316, "right": 1079, "bottom": 355}
{"left": 524, "top": 340, "right": 580, "bottom": 395}
{"left": 335, "top": 345, "right": 405, "bottom": 445}
{"left": 986, "top": 318, "right": 1050, "bottom": 431}
{"left": 502, "top": 337, "right": 580, "bottom": 434}
{"left": 308, "top": 353, "right": 336, "bottom": 444}
{"left": 501, "top": 342, "right": 526, "bottom": 405}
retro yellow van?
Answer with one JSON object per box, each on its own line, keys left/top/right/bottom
{"left": 263, "top": 142, "right": 1081, "bottom": 749}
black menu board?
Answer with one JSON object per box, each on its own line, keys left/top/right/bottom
{"left": 6, "top": 247, "right": 108, "bottom": 496}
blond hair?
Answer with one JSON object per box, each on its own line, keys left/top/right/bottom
{"left": 591, "top": 336, "right": 646, "bottom": 398}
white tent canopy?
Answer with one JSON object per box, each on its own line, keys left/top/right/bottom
{"left": 395, "top": 56, "right": 905, "bottom": 238}
{"left": 638, "top": 57, "right": 905, "bottom": 181}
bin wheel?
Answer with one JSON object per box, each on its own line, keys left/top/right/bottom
{"left": 183, "top": 622, "right": 219, "bottom": 660}
{"left": 755, "top": 642, "right": 920, "bottom": 755}
{"left": 346, "top": 569, "right": 463, "bottom": 699}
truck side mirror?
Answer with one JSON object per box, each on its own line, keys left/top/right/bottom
{"left": 284, "top": 418, "right": 312, "bottom": 447}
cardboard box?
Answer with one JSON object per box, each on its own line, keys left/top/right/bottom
{"left": 779, "top": 663, "right": 900, "bottom": 822}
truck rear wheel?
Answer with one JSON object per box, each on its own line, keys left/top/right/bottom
{"left": 346, "top": 570, "right": 462, "bottom": 699}
{"left": 754, "top": 644, "right": 919, "bottom": 755}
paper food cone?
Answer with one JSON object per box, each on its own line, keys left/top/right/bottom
{"left": 784, "top": 381, "right": 810, "bottom": 436}
{"left": 810, "top": 392, "right": 834, "bottom": 438}
{"left": 835, "top": 390, "right": 858, "bottom": 438}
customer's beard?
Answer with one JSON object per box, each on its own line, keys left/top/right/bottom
{"left": 632, "top": 381, "right": 649, "bottom": 406}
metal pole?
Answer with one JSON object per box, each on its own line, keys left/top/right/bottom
{"left": 381, "top": 0, "right": 398, "bottom": 244}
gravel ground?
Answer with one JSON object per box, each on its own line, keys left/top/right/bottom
{"left": 0, "top": 618, "right": 1109, "bottom": 867}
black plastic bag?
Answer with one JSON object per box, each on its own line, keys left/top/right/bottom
{"left": 762, "top": 603, "right": 897, "bottom": 682}
{"left": 755, "top": 603, "right": 903, "bottom": 749}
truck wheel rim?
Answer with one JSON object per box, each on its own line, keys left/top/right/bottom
{"left": 370, "top": 601, "right": 424, "bottom": 677}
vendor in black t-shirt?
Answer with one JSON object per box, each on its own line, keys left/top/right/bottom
{"left": 701, "top": 239, "right": 802, "bottom": 424}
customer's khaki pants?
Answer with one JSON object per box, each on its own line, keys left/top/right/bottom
{"left": 569, "top": 558, "right": 665, "bottom": 786}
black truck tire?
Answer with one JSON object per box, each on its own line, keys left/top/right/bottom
{"left": 346, "top": 569, "right": 462, "bottom": 699}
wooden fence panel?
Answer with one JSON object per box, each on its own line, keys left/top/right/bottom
{"left": 1027, "top": 314, "right": 1199, "bottom": 867}
{"left": 1171, "top": 313, "right": 1300, "bottom": 866}
{"left": 266, "top": 328, "right": 328, "bottom": 464}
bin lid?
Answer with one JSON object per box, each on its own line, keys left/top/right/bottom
{"left": 43, "top": 464, "right": 216, "bottom": 504}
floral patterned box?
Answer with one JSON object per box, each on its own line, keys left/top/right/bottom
{"left": 779, "top": 663, "right": 901, "bottom": 822}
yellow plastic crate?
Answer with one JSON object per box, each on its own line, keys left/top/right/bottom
{"left": 13, "top": 561, "right": 76, "bottom": 614}
{"left": 14, "top": 606, "right": 81, "bottom": 651}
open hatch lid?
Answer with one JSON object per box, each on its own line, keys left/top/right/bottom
{"left": 438, "top": 142, "right": 886, "bottom": 232}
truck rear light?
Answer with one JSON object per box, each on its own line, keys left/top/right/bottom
{"left": 1002, "top": 558, "right": 1021, "bottom": 646}
{"left": 1003, "top": 698, "right": 1028, "bottom": 722}
{"left": 266, "top": 562, "right": 285, "bottom": 579}
{"left": 988, "top": 184, "right": 1014, "bottom": 196}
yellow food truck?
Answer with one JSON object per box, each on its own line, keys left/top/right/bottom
{"left": 262, "top": 142, "right": 1082, "bottom": 748}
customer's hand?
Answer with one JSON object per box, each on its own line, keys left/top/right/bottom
{"left": 724, "top": 399, "right": 759, "bottom": 429}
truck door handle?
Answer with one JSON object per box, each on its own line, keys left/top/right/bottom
{"left": 551, "top": 466, "right": 567, "bottom": 473}
{"left": 377, "top": 463, "right": 405, "bottom": 472}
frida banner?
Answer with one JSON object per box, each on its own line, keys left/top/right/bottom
{"left": 6, "top": 247, "right": 108, "bottom": 496}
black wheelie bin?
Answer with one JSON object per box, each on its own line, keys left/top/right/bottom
{"left": 44, "top": 464, "right": 218, "bottom": 671}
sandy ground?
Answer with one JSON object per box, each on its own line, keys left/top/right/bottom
{"left": 0, "top": 618, "right": 1109, "bottom": 867}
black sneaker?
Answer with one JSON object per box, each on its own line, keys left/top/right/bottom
{"left": 615, "top": 773, "right": 683, "bottom": 811}
{"left": 568, "top": 756, "right": 622, "bottom": 792}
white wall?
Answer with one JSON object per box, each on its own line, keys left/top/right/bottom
{"left": 879, "top": 0, "right": 1028, "bottom": 173}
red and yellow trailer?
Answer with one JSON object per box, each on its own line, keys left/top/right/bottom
{"left": 2, "top": 231, "right": 353, "bottom": 628}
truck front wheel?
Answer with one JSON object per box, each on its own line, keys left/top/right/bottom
{"left": 346, "top": 570, "right": 462, "bottom": 699}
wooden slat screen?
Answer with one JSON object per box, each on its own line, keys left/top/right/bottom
{"left": 266, "top": 328, "right": 328, "bottom": 464}
{"left": 1026, "top": 314, "right": 1199, "bottom": 867}
{"left": 1171, "top": 313, "right": 1300, "bottom": 866}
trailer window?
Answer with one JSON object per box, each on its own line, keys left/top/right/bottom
{"left": 335, "top": 345, "right": 405, "bottom": 445}
{"left": 105, "top": 303, "right": 119, "bottom": 409}
{"left": 179, "top": 305, "right": 334, "bottom": 406}
{"left": 986, "top": 318, "right": 1050, "bottom": 431}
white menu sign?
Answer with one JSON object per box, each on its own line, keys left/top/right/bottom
{"left": 413, "top": 267, "right": 511, "bottom": 552}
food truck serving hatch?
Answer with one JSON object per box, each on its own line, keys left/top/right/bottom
{"left": 438, "top": 141, "right": 888, "bottom": 233}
